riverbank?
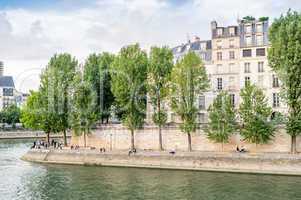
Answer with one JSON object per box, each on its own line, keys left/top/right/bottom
{"left": 0, "top": 131, "right": 71, "bottom": 140}
{"left": 22, "top": 149, "right": 301, "bottom": 176}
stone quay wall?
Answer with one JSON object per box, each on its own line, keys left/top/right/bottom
{"left": 71, "top": 124, "right": 301, "bottom": 153}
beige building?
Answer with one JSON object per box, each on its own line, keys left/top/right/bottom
{"left": 147, "top": 17, "right": 286, "bottom": 124}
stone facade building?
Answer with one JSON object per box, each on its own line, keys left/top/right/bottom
{"left": 147, "top": 18, "right": 286, "bottom": 124}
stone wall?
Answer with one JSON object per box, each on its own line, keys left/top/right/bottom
{"left": 71, "top": 124, "right": 301, "bottom": 153}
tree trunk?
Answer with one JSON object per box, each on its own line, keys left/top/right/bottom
{"left": 159, "top": 125, "right": 163, "bottom": 151}
{"left": 84, "top": 132, "right": 87, "bottom": 148}
{"left": 63, "top": 130, "right": 67, "bottom": 146}
{"left": 131, "top": 129, "right": 135, "bottom": 150}
{"left": 291, "top": 135, "right": 297, "bottom": 154}
{"left": 187, "top": 132, "right": 192, "bottom": 152}
{"left": 46, "top": 132, "right": 50, "bottom": 144}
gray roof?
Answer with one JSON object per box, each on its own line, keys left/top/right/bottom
{"left": 0, "top": 76, "right": 15, "bottom": 87}
{"left": 172, "top": 40, "right": 212, "bottom": 54}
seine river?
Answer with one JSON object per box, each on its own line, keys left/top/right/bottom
{"left": 2, "top": 139, "right": 301, "bottom": 200}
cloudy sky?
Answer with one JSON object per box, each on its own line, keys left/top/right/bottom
{"left": 0, "top": 0, "right": 300, "bottom": 93}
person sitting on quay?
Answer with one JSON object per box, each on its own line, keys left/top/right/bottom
{"left": 128, "top": 148, "right": 137, "bottom": 156}
{"left": 100, "top": 148, "right": 106, "bottom": 153}
{"left": 236, "top": 145, "right": 246, "bottom": 153}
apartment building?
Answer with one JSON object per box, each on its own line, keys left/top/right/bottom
{"left": 146, "top": 17, "right": 286, "bottom": 124}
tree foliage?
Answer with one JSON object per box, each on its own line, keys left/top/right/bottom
{"left": 268, "top": 10, "right": 301, "bottom": 153}
{"left": 0, "top": 104, "right": 21, "bottom": 127}
{"left": 148, "top": 46, "right": 174, "bottom": 150}
{"left": 239, "top": 84, "right": 275, "bottom": 144}
{"left": 170, "top": 51, "right": 209, "bottom": 151}
{"left": 84, "top": 53, "right": 115, "bottom": 123}
{"left": 206, "top": 91, "right": 237, "bottom": 146}
{"left": 70, "top": 80, "right": 97, "bottom": 147}
{"left": 110, "top": 44, "right": 148, "bottom": 150}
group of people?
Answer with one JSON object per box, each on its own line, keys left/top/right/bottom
{"left": 31, "top": 139, "right": 63, "bottom": 150}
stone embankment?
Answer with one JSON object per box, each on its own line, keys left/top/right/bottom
{"left": 22, "top": 149, "right": 301, "bottom": 176}
{"left": 0, "top": 131, "right": 71, "bottom": 139}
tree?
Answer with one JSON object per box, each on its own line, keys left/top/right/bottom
{"left": 206, "top": 91, "right": 237, "bottom": 150}
{"left": 239, "top": 84, "right": 275, "bottom": 145}
{"left": 70, "top": 80, "right": 97, "bottom": 147}
{"left": 268, "top": 10, "right": 301, "bottom": 153}
{"left": 1, "top": 104, "right": 21, "bottom": 128}
{"left": 170, "top": 51, "right": 209, "bottom": 151}
{"left": 21, "top": 90, "right": 60, "bottom": 143}
{"left": 110, "top": 44, "right": 148, "bottom": 150}
{"left": 47, "top": 53, "right": 78, "bottom": 146}
{"left": 148, "top": 46, "right": 174, "bottom": 151}
{"left": 84, "top": 53, "right": 115, "bottom": 123}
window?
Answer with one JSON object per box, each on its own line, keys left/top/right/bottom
{"left": 243, "top": 49, "right": 252, "bottom": 57}
{"left": 258, "top": 75, "right": 264, "bottom": 87}
{"left": 230, "top": 94, "right": 235, "bottom": 106}
{"left": 229, "top": 39, "right": 235, "bottom": 48}
{"left": 217, "top": 28, "right": 223, "bottom": 36}
{"left": 244, "top": 63, "right": 251, "bottom": 73}
{"left": 217, "top": 64, "right": 223, "bottom": 74}
{"left": 256, "top": 48, "right": 266, "bottom": 56}
{"left": 3, "top": 88, "right": 13, "bottom": 96}
{"left": 245, "top": 77, "right": 250, "bottom": 87}
{"left": 217, "top": 52, "right": 222, "bottom": 60}
{"left": 217, "top": 78, "right": 223, "bottom": 90}
{"left": 229, "top": 63, "right": 235, "bottom": 73}
{"left": 256, "top": 35, "right": 263, "bottom": 45}
{"left": 198, "top": 113, "right": 205, "bottom": 123}
{"left": 245, "top": 36, "right": 252, "bottom": 46}
{"left": 199, "top": 96, "right": 205, "bottom": 110}
{"left": 245, "top": 25, "right": 252, "bottom": 33}
{"left": 256, "top": 24, "right": 263, "bottom": 32}
{"left": 273, "top": 75, "right": 279, "bottom": 88}
{"left": 216, "top": 40, "right": 222, "bottom": 49}
{"left": 229, "top": 51, "right": 235, "bottom": 59}
{"left": 258, "top": 62, "right": 264, "bottom": 72}
{"left": 229, "top": 27, "right": 235, "bottom": 36}
{"left": 273, "top": 93, "right": 280, "bottom": 107}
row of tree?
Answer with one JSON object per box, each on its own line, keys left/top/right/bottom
{"left": 0, "top": 104, "right": 21, "bottom": 128}
{"left": 21, "top": 11, "right": 301, "bottom": 153}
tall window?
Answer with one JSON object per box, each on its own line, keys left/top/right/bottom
{"left": 198, "top": 113, "right": 205, "bottom": 123}
{"left": 245, "top": 25, "right": 252, "bottom": 33}
{"left": 217, "top": 52, "right": 222, "bottom": 60}
{"left": 258, "top": 61, "right": 264, "bottom": 72}
{"left": 217, "top": 78, "right": 223, "bottom": 90}
{"left": 217, "top": 28, "right": 223, "bottom": 36}
{"left": 229, "top": 27, "right": 235, "bottom": 36}
{"left": 230, "top": 94, "right": 235, "bottom": 107}
{"left": 256, "top": 24, "right": 263, "bottom": 32}
{"left": 199, "top": 96, "right": 205, "bottom": 110}
{"left": 229, "top": 51, "right": 235, "bottom": 59}
{"left": 217, "top": 64, "right": 223, "bottom": 74}
{"left": 245, "top": 77, "right": 250, "bottom": 87}
{"left": 256, "top": 48, "right": 266, "bottom": 56}
{"left": 217, "top": 40, "right": 222, "bottom": 49}
{"left": 273, "top": 93, "right": 280, "bottom": 107}
{"left": 243, "top": 49, "right": 252, "bottom": 57}
{"left": 244, "top": 63, "right": 251, "bottom": 73}
{"left": 256, "top": 35, "right": 263, "bottom": 45}
{"left": 245, "top": 36, "right": 252, "bottom": 46}
{"left": 3, "top": 88, "right": 13, "bottom": 96}
{"left": 229, "top": 39, "right": 235, "bottom": 48}
{"left": 273, "top": 75, "right": 279, "bottom": 88}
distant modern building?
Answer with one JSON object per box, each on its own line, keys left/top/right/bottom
{"left": 147, "top": 17, "right": 286, "bottom": 124}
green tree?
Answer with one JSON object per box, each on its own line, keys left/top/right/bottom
{"left": 47, "top": 53, "right": 78, "bottom": 146}
{"left": 170, "top": 52, "right": 209, "bottom": 151}
{"left": 84, "top": 53, "right": 115, "bottom": 123}
{"left": 110, "top": 44, "right": 148, "bottom": 150}
{"left": 239, "top": 84, "right": 275, "bottom": 145}
{"left": 268, "top": 10, "right": 301, "bottom": 153}
{"left": 206, "top": 91, "right": 237, "bottom": 150}
{"left": 1, "top": 104, "right": 21, "bottom": 128}
{"left": 70, "top": 80, "right": 97, "bottom": 147}
{"left": 148, "top": 46, "right": 174, "bottom": 151}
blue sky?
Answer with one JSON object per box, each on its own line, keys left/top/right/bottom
{"left": 0, "top": 0, "right": 300, "bottom": 92}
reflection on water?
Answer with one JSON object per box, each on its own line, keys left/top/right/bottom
{"left": 1, "top": 139, "right": 301, "bottom": 200}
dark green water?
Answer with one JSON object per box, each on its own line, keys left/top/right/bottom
{"left": 2, "top": 140, "right": 301, "bottom": 200}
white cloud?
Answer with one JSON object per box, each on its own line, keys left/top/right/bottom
{"left": 0, "top": 0, "right": 300, "bottom": 92}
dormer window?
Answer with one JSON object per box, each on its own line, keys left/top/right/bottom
{"left": 217, "top": 28, "right": 223, "bottom": 36}
{"left": 229, "top": 27, "right": 235, "bottom": 36}
{"left": 245, "top": 25, "right": 252, "bottom": 33}
{"left": 256, "top": 24, "right": 263, "bottom": 32}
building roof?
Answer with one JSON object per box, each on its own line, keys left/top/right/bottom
{"left": 0, "top": 76, "right": 15, "bottom": 88}
{"left": 172, "top": 40, "right": 212, "bottom": 54}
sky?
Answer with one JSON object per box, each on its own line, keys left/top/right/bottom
{"left": 0, "top": 0, "right": 300, "bottom": 93}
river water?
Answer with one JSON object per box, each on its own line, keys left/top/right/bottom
{"left": 1, "top": 139, "right": 301, "bottom": 200}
